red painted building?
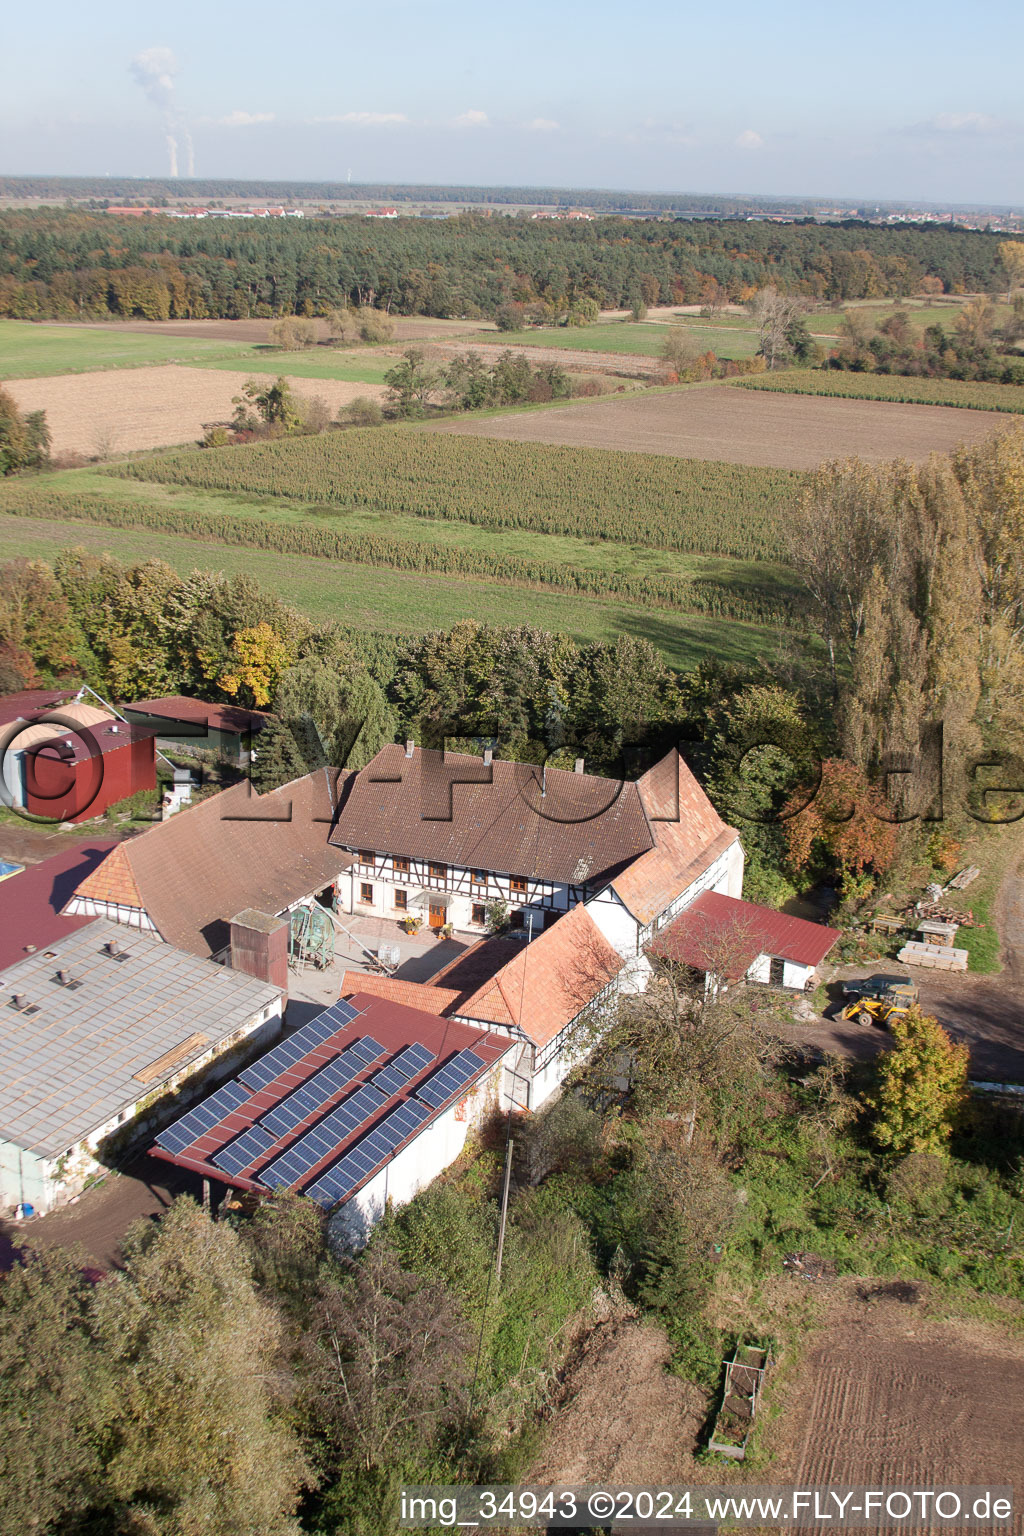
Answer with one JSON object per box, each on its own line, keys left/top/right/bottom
{"left": 4, "top": 702, "right": 156, "bottom": 824}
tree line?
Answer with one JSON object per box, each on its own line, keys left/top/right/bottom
{"left": 0, "top": 209, "right": 1016, "bottom": 322}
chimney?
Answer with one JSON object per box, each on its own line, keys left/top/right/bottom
{"left": 12, "top": 993, "right": 27, "bottom": 1010}
{"left": 56, "top": 969, "right": 71, "bottom": 986}
{"left": 574, "top": 758, "right": 585, "bottom": 774}
{"left": 541, "top": 763, "right": 547, "bottom": 798}
{"left": 483, "top": 747, "right": 493, "bottom": 766}
{"left": 404, "top": 739, "right": 415, "bottom": 758}
{"left": 230, "top": 910, "right": 289, "bottom": 1002}
{"left": 105, "top": 938, "right": 120, "bottom": 956}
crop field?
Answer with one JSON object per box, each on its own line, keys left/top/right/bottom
{"left": 426, "top": 383, "right": 1011, "bottom": 468}
{"left": 112, "top": 428, "right": 801, "bottom": 559}
{"left": 0, "top": 511, "right": 785, "bottom": 673}
{"left": 3, "top": 366, "right": 387, "bottom": 456}
{"left": 0, "top": 319, "right": 255, "bottom": 378}
{"left": 738, "top": 368, "right": 1024, "bottom": 413}
{"left": 0, "top": 467, "right": 804, "bottom": 626}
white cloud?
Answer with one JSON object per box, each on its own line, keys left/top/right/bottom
{"left": 735, "top": 128, "right": 764, "bottom": 150}
{"left": 452, "top": 109, "right": 489, "bottom": 128}
{"left": 218, "top": 110, "right": 275, "bottom": 128}
{"left": 314, "top": 111, "right": 409, "bottom": 126}
{"left": 526, "top": 117, "right": 559, "bottom": 132}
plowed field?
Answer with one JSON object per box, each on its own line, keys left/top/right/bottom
{"left": 5, "top": 366, "right": 387, "bottom": 457}
{"left": 424, "top": 385, "right": 1010, "bottom": 469}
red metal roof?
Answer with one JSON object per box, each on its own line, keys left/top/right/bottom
{"left": 651, "top": 892, "right": 840, "bottom": 976}
{"left": 149, "top": 994, "right": 511, "bottom": 1203}
{"left": 0, "top": 840, "right": 118, "bottom": 972}
{"left": 0, "top": 689, "right": 79, "bottom": 727}
{"left": 124, "top": 696, "right": 272, "bottom": 735}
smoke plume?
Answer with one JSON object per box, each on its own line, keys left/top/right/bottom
{"left": 130, "top": 47, "right": 192, "bottom": 178}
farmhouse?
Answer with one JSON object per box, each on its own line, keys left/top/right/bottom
{"left": 63, "top": 770, "right": 351, "bottom": 961}
{"left": 0, "top": 698, "right": 156, "bottom": 824}
{"left": 328, "top": 742, "right": 741, "bottom": 940}
{"left": 150, "top": 992, "right": 512, "bottom": 1245}
{"left": 650, "top": 891, "right": 841, "bottom": 991}
{"left": 0, "top": 918, "right": 282, "bottom": 1214}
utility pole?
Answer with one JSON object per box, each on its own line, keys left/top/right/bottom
{"left": 494, "top": 1137, "right": 514, "bottom": 1287}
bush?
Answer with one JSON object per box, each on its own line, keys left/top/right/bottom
{"left": 342, "top": 396, "right": 384, "bottom": 428}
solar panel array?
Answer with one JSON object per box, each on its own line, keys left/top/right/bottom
{"left": 259, "top": 1082, "right": 388, "bottom": 1190}
{"left": 305, "top": 1098, "right": 433, "bottom": 1207}
{"left": 239, "top": 999, "right": 361, "bottom": 1091}
{"left": 260, "top": 1037, "right": 386, "bottom": 1138}
{"left": 371, "top": 1040, "right": 436, "bottom": 1098}
{"left": 416, "top": 1047, "right": 486, "bottom": 1109}
{"left": 155, "top": 1080, "right": 251, "bottom": 1155}
{"left": 212, "top": 1124, "right": 277, "bottom": 1177}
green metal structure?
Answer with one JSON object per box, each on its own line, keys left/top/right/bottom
{"left": 289, "top": 904, "right": 336, "bottom": 971}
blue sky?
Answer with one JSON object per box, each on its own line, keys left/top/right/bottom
{"left": 1, "top": 0, "right": 1022, "bottom": 203}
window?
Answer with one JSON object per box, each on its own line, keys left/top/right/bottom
{"left": 510, "top": 876, "right": 528, "bottom": 894}
{"left": 395, "top": 888, "right": 408, "bottom": 911}
{"left": 428, "top": 862, "right": 448, "bottom": 880}
{"left": 393, "top": 856, "right": 410, "bottom": 874}
{"left": 359, "top": 882, "right": 374, "bottom": 904}
{"left": 472, "top": 869, "right": 488, "bottom": 888}
{"left": 471, "top": 902, "right": 486, "bottom": 926}
{"left": 358, "top": 850, "right": 375, "bottom": 867}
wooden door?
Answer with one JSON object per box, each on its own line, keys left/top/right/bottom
{"left": 429, "top": 901, "right": 446, "bottom": 929}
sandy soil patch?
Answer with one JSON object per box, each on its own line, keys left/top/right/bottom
{"left": 6, "top": 365, "right": 387, "bottom": 456}
{"left": 423, "top": 386, "right": 1010, "bottom": 469}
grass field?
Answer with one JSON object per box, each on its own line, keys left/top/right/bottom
{"left": 470, "top": 321, "right": 759, "bottom": 360}
{"left": 192, "top": 349, "right": 394, "bottom": 385}
{"left": 737, "top": 368, "right": 1024, "bottom": 414}
{"left": 0, "top": 320, "right": 256, "bottom": 378}
{"left": 0, "top": 510, "right": 789, "bottom": 673}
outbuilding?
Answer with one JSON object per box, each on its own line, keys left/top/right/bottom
{"left": 122, "top": 696, "right": 271, "bottom": 767}
{"left": 651, "top": 891, "right": 840, "bottom": 991}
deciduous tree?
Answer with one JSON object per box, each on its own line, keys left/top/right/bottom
{"left": 865, "top": 1007, "right": 969, "bottom": 1156}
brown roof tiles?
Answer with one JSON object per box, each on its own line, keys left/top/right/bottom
{"left": 337, "top": 971, "right": 463, "bottom": 1015}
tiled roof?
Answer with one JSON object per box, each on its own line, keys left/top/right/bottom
{"left": 338, "top": 971, "right": 463, "bottom": 1015}
{"left": 611, "top": 750, "right": 739, "bottom": 924}
{"left": 651, "top": 891, "right": 841, "bottom": 976}
{"left": 0, "top": 839, "right": 118, "bottom": 970}
{"left": 124, "top": 696, "right": 272, "bottom": 735}
{"left": 454, "top": 904, "right": 626, "bottom": 1048}
{"left": 67, "top": 772, "right": 353, "bottom": 957}
{"left": 329, "top": 744, "right": 655, "bottom": 888}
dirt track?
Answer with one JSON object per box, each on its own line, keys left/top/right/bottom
{"left": 5, "top": 365, "right": 387, "bottom": 456}
{"left": 423, "top": 385, "right": 1010, "bottom": 469}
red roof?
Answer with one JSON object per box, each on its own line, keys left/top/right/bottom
{"left": 125, "top": 696, "right": 272, "bottom": 735}
{"left": 0, "top": 840, "right": 118, "bottom": 972}
{"left": 0, "top": 689, "right": 78, "bottom": 728}
{"left": 150, "top": 993, "right": 511, "bottom": 1203}
{"left": 651, "top": 892, "right": 840, "bottom": 976}
{"left": 338, "top": 971, "right": 463, "bottom": 1015}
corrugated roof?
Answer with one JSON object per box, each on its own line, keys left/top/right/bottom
{"left": 0, "top": 689, "right": 78, "bottom": 728}
{"left": 455, "top": 904, "right": 626, "bottom": 1048}
{"left": 66, "top": 772, "right": 353, "bottom": 957}
{"left": 0, "top": 918, "right": 281, "bottom": 1158}
{"left": 329, "top": 744, "right": 655, "bottom": 887}
{"left": 650, "top": 891, "right": 841, "bottom": 976}
{"left": 124, "top": 696, "right": 272, "bottom": 735}
{"left": 0, "top": 839, "right": 118, "bottom": 970}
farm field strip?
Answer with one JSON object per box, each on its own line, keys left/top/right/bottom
{"left": 464, "top": 321, "right": 759, "bottom": 360}
{"left": 0, "top": 319, "right": 256, "bottom": 377}
{"left": 738, "top": 368, "right": 1024, "bottom": 413}
{"left": 2, "top": 366, "right": 388, "bottom": 457}
{"left": 0, "top": 470, "right": 804, "bottom": 625}
{"left": 112, "top": 426, "right": 800, "bottom": 560}
{"left": 0, "top": 512, "right": 787, "bottom": 673}
{"left": 423, "top": 384, "right": 1013, "bottom": 468}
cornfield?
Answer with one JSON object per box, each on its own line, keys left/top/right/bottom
{"left": 0, "top": 484, "right": 805, "bottom": 626}
{"left": 111, "top": 431, "right": 802, "bottom": 562}
{"left": 739, "top": 371, "right": 1024, "bottom": 414}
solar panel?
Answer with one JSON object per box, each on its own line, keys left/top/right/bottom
{"left": 259, "top": 1045, "right": 368, "bottom": 1137}
{"left": 212, "top": 1124, "right": 277, "bottom": 1177}
{"left": 303, "top": 1098, "right": 433, "bottom": 1209}
{"left": 372, "top": 1041, "right": 437, "bottom": 1098}
{"left": 416, "top": 1048, "right": 486, "bottom": 1109}
{"left": 258, "top": 1083, "right": 388, "bottom": 1190}
{"left": 239, "top": 1001, "right": 384, "bottom": 1090}
{"left": 155, "top": 1080, "right": 251, "bottom": 1155}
